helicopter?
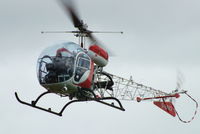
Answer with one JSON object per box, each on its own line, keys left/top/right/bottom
{"left": 15, "top": 0, "right": 198, "bottom": 123}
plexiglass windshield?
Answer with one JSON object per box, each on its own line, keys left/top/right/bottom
{"left": 37, "top": 42, "right": 84, "bottom": 84}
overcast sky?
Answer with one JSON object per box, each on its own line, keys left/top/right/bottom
{"left": 1, "top": 0, "right": 200, "bottom": 134}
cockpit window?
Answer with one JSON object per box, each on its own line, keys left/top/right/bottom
{"left": 78, "top": 58, "right": 90, "bottom": 69}
{"left": 74, "top": 53, "right": 91, "bottom": 83}
{"left": 37, "top": 42, "right": 83, "bottom": 84}
{"left": 38, "top": 53, "right": 74, "bottom": 84}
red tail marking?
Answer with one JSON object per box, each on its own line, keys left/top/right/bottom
{"left": 153, "top": 101, "right": 176, "bottom": 117}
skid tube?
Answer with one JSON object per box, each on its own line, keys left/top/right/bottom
{"left": 93, "top": 97, "right": 125, "bottom": 111}
{"left": 15, "top": 91, "right": 125, "bottom": 116}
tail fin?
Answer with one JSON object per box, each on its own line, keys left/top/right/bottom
{"left": 153, "top": 101, "right": 176, "bottom": 117}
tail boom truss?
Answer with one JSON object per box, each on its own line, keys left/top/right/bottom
{"left": 94, "top": 71, "right": 198, "bottom": 123}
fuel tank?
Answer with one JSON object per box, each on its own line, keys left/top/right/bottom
{"left": 87, "top": 44, "right": 108, "bottom": 67}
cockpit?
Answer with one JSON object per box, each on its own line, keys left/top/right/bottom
{"left": 37, "top": 42, "right": 87, "bottom": 85}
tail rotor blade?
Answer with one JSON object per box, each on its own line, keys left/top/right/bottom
{"left": 176, "top": 70, "right": 185, "bottom": 91}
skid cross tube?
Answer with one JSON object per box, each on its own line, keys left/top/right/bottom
{"left": 79, "top": 88, "right": 125, "bottom": 111}
{"left": 94, "top": 97, "right": 125, "bottom": 111}
{"left": 31, "top": 91, "right": 51, "bottom": 105}
{"left": 15, "top": 91, "right": 63, "bottom": 116}
{"left": 59, "top": 97, "right": 126, "bottom": 115}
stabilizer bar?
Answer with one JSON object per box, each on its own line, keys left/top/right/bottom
{"left": 136, "top": 93, "right": 180, "bottom": 102}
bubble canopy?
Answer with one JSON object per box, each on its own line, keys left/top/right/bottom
{"left": 37, "top": 42, "right": 85, "bottom": 85}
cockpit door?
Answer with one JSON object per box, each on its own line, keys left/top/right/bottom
{"left": 73, "top": 52, "right": 91, "bottom": 84}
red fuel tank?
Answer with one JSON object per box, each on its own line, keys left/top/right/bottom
{"left": 87, "top": 44, "right": 108, "bottom": 67}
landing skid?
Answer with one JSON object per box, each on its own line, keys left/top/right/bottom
{"left": 15, "top": 91, "right": 125, "bottom": 116}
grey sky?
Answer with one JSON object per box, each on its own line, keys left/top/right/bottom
{"left": 1, "top": 0, "right": 200, "bottom": 134}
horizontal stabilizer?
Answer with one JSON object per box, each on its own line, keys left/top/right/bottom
{"left": 153, "top": 101, "right": 176, "bottom": 117}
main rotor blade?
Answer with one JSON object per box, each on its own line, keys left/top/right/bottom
{"left": 58, "top": 0, "right": 116, "bottom": 56}
{"left": 89, "top": 31, "right": 123, "bottom": 34}
{"left": 41, "top": 30, "right": 123, "bottom": 34}
{"left": 58, "top": 0, "right": 85, "bottom": 30}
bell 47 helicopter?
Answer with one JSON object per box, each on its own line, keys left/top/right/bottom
{"left": 15, "top": 0, "right": 198, "bottom": 123}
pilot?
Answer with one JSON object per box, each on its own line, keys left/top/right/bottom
{"left": 54, "top": 48, "right": 74, "bottom": 76}
{"left": 45, "top": 48, "right": 75, "bottom": 83}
